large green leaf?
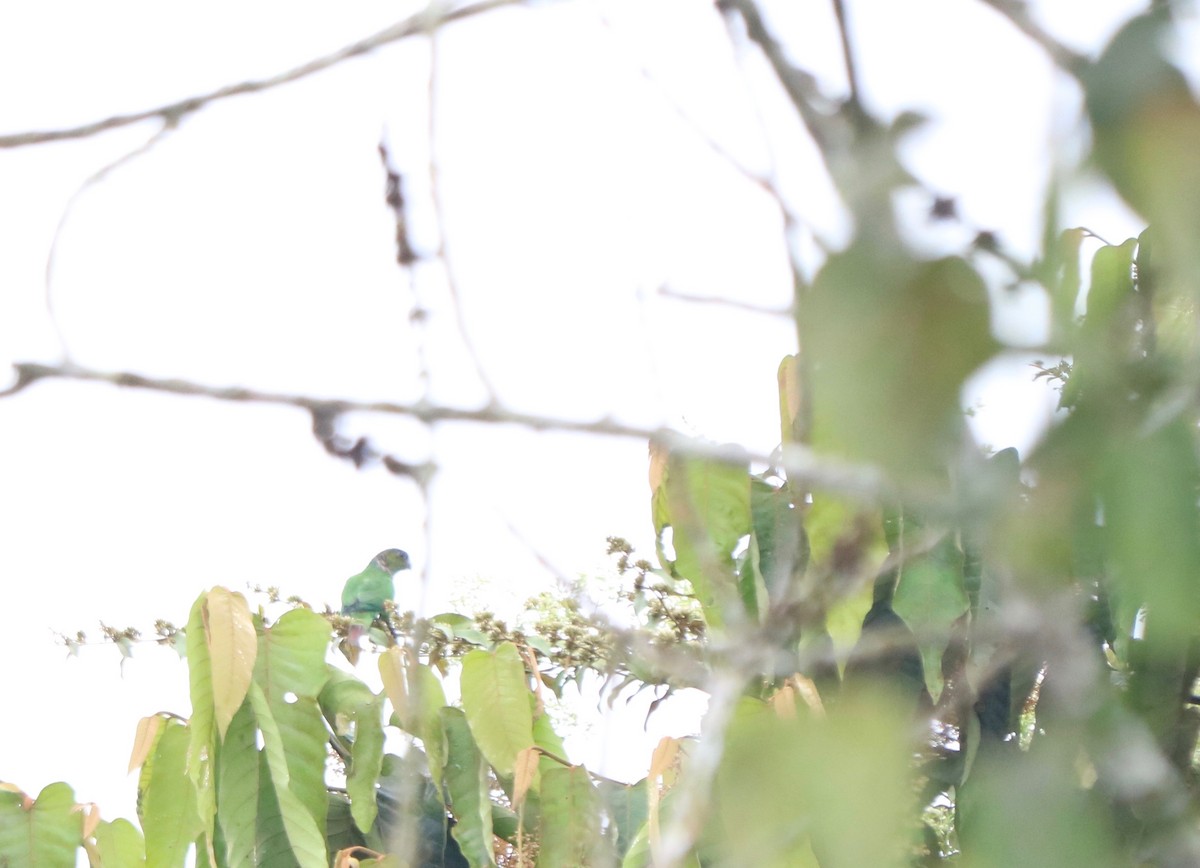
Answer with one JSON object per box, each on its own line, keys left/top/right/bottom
{"left": 320, "top": 669, "right": 385, "bottom": 833}
{"left": 138, "top": 719, "right": 202, "bottom": 868}
{"left": 957, "top": 744, "right": 1122, "bottom": 868}
{"left": 716, "top": 694, "right": 912, "bottom": 868}
{"left": 215, "top": 699, "right": 259, "bottom": 867}
{"left": 0, "top": 782, "right": 83, "bottom": 867}
{"left": 247, "top": 681, "right": 327, "bottom": 868}
{"left": 653, "top": 448, "right": 754, "bottom": 628}
{"left": 441, "top": 708, "right": 497, "bottom": 868}
{"left": 538, "top": 766, "right": 614, "bottom": 867}
{"left": 599, "top": 780, "right": 648, "bottom": 858}
{"left": 892, "top": 536, "right": 967, "bottom": 701}
{"left": 254, "top": 607, "right": 333, "bottom": 848}
{"left": 460, "top": 643, "right": 535, "bottom": 777}
{"left": 409, "top": 663, "right": 449, "bottom": 792}
{"left": 184, "top": 592, "right": 218, "bottom": 838}
{"left": 805, "top": 250, "right": 995, "bottom": 480}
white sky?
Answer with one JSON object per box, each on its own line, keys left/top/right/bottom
{"left": 0, "top": 0, "right": 1154, "bottom": 836}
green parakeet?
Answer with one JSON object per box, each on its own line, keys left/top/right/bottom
{"left": 341, "top": 548, "right": 411, "bottom": 623}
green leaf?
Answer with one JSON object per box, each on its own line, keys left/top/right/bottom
{"left": 247, "top": 681, "right": 327, "bottom": 868}
{"left": 716, "top": 693, "right": 913, "bottom": 868}
{"left": 214, "top": 699, "right": 258, "bottom": 867}
{"left": 538, "top": 766, "right": 614, "bottom": 867}
{"left": 599, "top": 780, "right": 648, "bottom": 859}
{"left": 409, "top": 663, "right": 449, "bottom": 791}
{"left": 441, "top": 708, "right": 497, "bottom": 868}
{"left": 320, "top": 669, "right": 386, "bottom": 833}
{"left": 653, "top": 447, "right": 754, "bottom": 628}
{"left": 957, "top": 746, "right": 1122, "bottom": 868}
{"left": 892, "top": 536, "right": 967, "bottom": 701}
{"left": 0, "top": 782, "right": 83, "bottom": 867}
{"left": 90, "top": 817, "right": 146, "bottom": 867}
{"left": 201, "top": 587, "right": 257, "bottom": 741}
{"left": 460, "top": 643, "right": 535, "bottom": 777}
{"left": 185, "top": 592, "right": 218, "bottom": 839}
{"left": 806, "top": 250, "right": 994, "bottom": 480}
{"left": 138, "top": 719, "right": 203, "bottom": 868}
{"left": 253, "top": 607, "right": 334, "bottom": 849}
{"left": 750, "top": 477, "right": 807, "bottom": 606}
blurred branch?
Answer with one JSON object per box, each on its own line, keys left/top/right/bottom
{"left": 45, "top": 121, "right": 179, "bottom": 361}
{"left": 974, "top": 0, "right": 1089, "bottom": 75}
{"left": 0, "top": 360, "right": 900, "bottom": 503}
{"left": 829, "top": 0, "right": 867, "bottom": 129}
{"left": 0, "top": 0, "right": 530, "bottom": 149}
{"left": 716, "top": 0, "right": 851, "bottom": 156}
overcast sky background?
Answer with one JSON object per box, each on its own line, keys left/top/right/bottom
{"left": 0, "top": 0, "right": 1163, "bottom": 835}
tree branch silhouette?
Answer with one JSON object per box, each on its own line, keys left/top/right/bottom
{"left": 0, "top": 0, "right": 531, "bottom": 149}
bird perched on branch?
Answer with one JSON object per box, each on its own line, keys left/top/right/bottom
{"left": 341, "top": 548, "right": 412, "bottom": 625}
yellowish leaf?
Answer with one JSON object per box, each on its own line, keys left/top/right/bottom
{"left": 73, "top": 801, "right": 101, "bottom": 838}
{"left": 202, "top": 587, "right": 257, "bottom": 739}
{"left": 648, "top": 736, "right": 682, "bottom": 859}
{"left": 128, "top": 714, "right": 163, "bottom": 773}
{"left": 378, "top": 646, "right": 407, "bottom": 725}
{"left": 521, "top": 646, "right": 544, "bottom": 718}
{"left": 648, "top": 440, "right": 669, "bottom": 492}
{"left": 512, "top": 746, "right": 541, "bottom": 810}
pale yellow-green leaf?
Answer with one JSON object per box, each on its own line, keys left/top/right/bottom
{"left": 202, "top": 587, "right": 257, "bottom": 740}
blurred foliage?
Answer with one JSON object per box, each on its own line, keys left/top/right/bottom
{"left": 10, "top": 2, "right": 1200, "bottom": 866}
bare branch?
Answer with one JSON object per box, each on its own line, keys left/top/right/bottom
{"left": 716, "top": 0, "right": 851, "bottom": 156}
{"left": 974, "top": 0, "right": 1089, "bottom": 75}
{"left": 0, "top": 0, "right": 531, "bottom": 150}
{"left": 1, "top": 360, "right": 900, "bottom": 504}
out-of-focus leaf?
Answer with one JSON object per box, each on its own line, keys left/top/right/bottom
{"left": 805, "top": 250, "right": 995, "bottom": 480}
{"left": 957, "top": 745, "right": 1122, "bottom": 868}
{"left": 716, "top": 693, "right": 912, "bottom": 868}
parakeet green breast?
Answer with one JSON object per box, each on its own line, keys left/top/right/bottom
{"left": 341, "top": 548, "right": 411, "bottom": 620}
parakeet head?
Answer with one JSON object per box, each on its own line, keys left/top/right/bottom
{"left": 373, "top": 549, "right": 412, "bottom": 574}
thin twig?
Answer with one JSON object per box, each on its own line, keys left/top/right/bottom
{"left": 830, "top": 0, "right": 867, "bottom": 128}
{"left": 973, "top": 0, "right": 1089, "bottom": 75}
{"left": 0, "top": 0, "right": 531, "bottom": 150}
{"left": 427, "top": 28, "right": 498, "bottom": 399}
{"left": 44, "top": 120, "right": 180, "bottom": 361}
{"left": 657, "top": 285, "right": 790, "bottom": 316}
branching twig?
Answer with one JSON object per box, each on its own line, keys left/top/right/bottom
{"left": 0, "top": 0, "right": 531, "bottom": 150}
